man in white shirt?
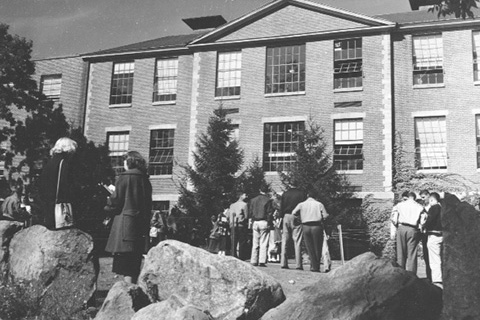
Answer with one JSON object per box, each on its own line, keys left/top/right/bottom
{"left": 292, "top": 190, "right": 328, "bottom": 272}
{"left": 394, "top": 191, "right": 423, "bottom": 273}
{"left": 227, "top": 192, "right": 248, "bottom": 258}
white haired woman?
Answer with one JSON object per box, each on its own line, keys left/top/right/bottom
{"left": 39, "top": 137, "right": 78, "bottom": 230}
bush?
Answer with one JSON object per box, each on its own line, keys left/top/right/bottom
{"left": 361, "top": 195, "right": 394, "bottom": 259}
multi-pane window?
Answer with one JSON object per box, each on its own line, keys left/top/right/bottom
{"left": 216, "top": 51, "right": 241, "bottom": 97}
{"left": 107, "top": 131, "right": 129, "bottom": 174}
{"left": 334, "top": 119, "right": 364, "bottom": 171}
{"left": 412, "top": 34, "right": 444, "bottom": 85}
{"left": 476, "top": 115, "right": 480, "bottom": 168}
{"left": 263, "top": 122, "right": 304, "bottom": 172}
{"left": 149, "top": 129, "right": 174, "bottom": 175}
{"left": 40, "top": 75, "right": 62, "bottom": 99}
{"left": 110, "top": 62, "right": 134, "bottom": 105}
{"left": 152, "top": 201, "right": 170, "bottom": 215}
{"left": 265, "top": 45, "right": 306, "bottom": 94}
{"left": 473, "top": 32, "right": 480, "bottom": 82}
{"left": 153, "top": 58, "right": 178, "bottom": 102}
{"left": 334, "top": 39, "right": 362, "bottom": 89}
{"left": 415, "top": 117, "right": 447, "bottom": 170}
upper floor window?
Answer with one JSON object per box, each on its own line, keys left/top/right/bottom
{"left": 110, "top": 62, "right": 134, "bottom": 105}
{"left": 149, "top": 129, "right": 174, "bottom": 175}
{"left": 334, "top": 119, "right": 363, "bottom": 171}
{"left": 40, "top": 74, "right": 62, "bottom": 99}
{"left": 265, "top": 44, "right": 305, "bottom": 94}
{"left": 216, "top": 51, "right": 241, "bottom": 97}
{"left": 334, "top": 39, "right": 362, "bottom": 89}
{"left": 263, "top": 121, "right": 304, "bottom": 172}
{"left": 153, "top": 58, "right": 178, "bottom": 103}
{"left": 107, "top": 131, "right": 130, "bottom": 174}
{"left": 412, "top": 34, "right": 444, "bottom": 86}
{"left": 415, "top": 116, "right": 447, "bottom": 170}
{"left": 473, "top": 32, "right": 480, "bottom": 82}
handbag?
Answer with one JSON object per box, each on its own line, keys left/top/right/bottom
{"left": 149, "top": 226, "right": 158, "bottom": 238}
{"left": 54, "top": 159, "right": 74, "bottom": 229}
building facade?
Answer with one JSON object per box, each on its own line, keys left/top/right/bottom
{"left": 31, "top": 0, "right": 480, "bottom": 210}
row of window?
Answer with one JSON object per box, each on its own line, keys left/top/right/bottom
{"left": 107, "top": 114, "right": 480, "bottom": 176}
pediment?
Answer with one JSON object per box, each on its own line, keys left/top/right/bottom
{"left": 191, "top": 0, "right": 394, "bottom": 45}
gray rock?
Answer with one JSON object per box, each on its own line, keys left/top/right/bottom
{"left": 0, "top": 221, "right": 23, "bottom": 281}
{"left": 132, "top": 294, "right": 212, "bottom": 320}
{"left": 138, "top": 240, "right": 285, "bottom": 320}
{"left": 441, "top": 194, "right": 480, "bottom": 319}
{"left": 95, "top": 281, "right": 150, "bottom": 320}
{"left": 261, "top": 252, "right": 442, "bottom": 320}
{"left": 8, "top": 225, "right": 97, "bottom": 320}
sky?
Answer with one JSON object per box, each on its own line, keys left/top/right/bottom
{"left": 0, "top": 0, "right": 412, "bottom": 60}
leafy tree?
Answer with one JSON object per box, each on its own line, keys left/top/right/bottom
{"left": 236, "top": 157, "right": 270, "bottom": 200}
{"left": 429, "top": 0, "right": 479, "bottom": 19}
{"left": 178, "top": 107, "right": 244, "bottom": 241}
{"left": 280, "top": 119, "right": 351, "bottom": 223}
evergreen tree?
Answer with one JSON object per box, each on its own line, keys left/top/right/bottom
{"left": 280, "top": 119, "right": 351, "bottom": 221}
{"left": 236, "top": 157, "right": 270, "bottom": 200}
{"left": 429, "top": 0, "right": 479, "bottom": 19}
{"left": 178, "top": 107, "right": 243, "bottom": 241}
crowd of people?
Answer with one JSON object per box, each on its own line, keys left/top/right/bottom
{"left": 391, "top": 190, "right": 443, "bottom": 288}
{"left": 205, "top": 185, "right": 332, "bottom": 273}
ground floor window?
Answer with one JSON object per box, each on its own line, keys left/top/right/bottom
{"left": 263, "top": 121, "right": 304, "bottom": 172}
{"left": 415, "top": 116, "right": 447, "bottom": 170}
{"left": 107, "top": 131, "right": 130, "bottom": 174}
{"left": 334, "top": 119, "right": 363, "bottom": 171}
{"left": 149, "top": 129, "right": 175, "bottom": 176}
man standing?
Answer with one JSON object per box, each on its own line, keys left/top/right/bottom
{"left": 248, "top": 185, "right": 272, "bottom": 267}
{"left": 418, "top": 189, "right": 432, "bottom": 281}
{"left": 394, "top": 191, "right": 423, "bottom": 273}
{"left": 227, "top": 192, "right": 248, "bottom": 258}
{"left": 292, "top": 190, "right": 328, "bottom": 272}
{"left": 280, "top": 187, "right": 307, "bottom": 270}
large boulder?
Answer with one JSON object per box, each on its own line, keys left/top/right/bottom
{"left": 8, "top": 225, "right": 97, "bottom": 319}
{"left": 132, "top": 294, "right": 212, "bottom": 320}
{"left": 95, "top": 281, "right": 150, "bottom": 320}
{"left": 441, "top": 194, "right": 480, "bottom": 319}
{"left": 138, "top": 240, "right": 285, "bottom": 320}
{"left": 261, "top": 252, "right": 442, "bottom": 320}
{"left": 0, "top": 221, "right": 23, "bottom": 281}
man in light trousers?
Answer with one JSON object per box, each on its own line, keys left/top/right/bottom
{"left": 248, "top": 185, "right": 272, "bottom": 267}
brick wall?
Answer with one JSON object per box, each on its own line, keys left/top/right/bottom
{"left": 33, "top": 55, "right": 87, "bottom": 127}
{"left": 393, "top": 29, "right": 480, "bottom": 184}
{"left": 85, "top": 54, "right": 194, "bottom": 201}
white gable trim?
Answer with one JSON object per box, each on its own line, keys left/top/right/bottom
{"left": 190, "top": 0, "right": 395, "bottom": 45}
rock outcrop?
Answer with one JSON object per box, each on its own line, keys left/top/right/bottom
{"left": 138, "top": 240, "right": 285, "bottom": 320}
{"left": 8, "top": 225, "right": 97, "bottom": 320}
{"left": 261, "top": 252, "right": 442, "bottom": 320}
{"left": 95, "top": 281, "right": 150, "bottom": 320}
{"left": 132, "top": 295, "right": 212, "bottom": 320}
{"left": 0, "top": 221, "right": 23, "bottom": 281}
{"left": 441, "top": 194, "right": 480, "bottom": 319}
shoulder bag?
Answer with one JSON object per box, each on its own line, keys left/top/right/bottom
{"left": 55, "top": 159, "right": 74, "bottom": 229}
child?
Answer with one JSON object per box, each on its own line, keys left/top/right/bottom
{"left": 269, "top": 212, "right": 282, "bottom": 263}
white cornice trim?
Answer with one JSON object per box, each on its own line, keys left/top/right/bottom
{"left": 148, "top": 124, "right": 177, "bottom": 130}
{"left": 399, "top": 19, "right": 480, "bottom": 32}
{"left": 262, "top": 115, "right": 308, "bottom": 123}
{"left": 82, "top": 47, "right": 190, "bottom": 60}
{"left": 411, "top": 110, "right": 449, "bottom": 118}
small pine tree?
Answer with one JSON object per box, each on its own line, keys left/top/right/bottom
{"left": 280, "top": 118, "right": 351, "bottom": 220}
{"left": 236, "top": 157, "right": 270, "bottom": 200}
{"left": 178, "top": 107, "right": 244, "bottom": 242}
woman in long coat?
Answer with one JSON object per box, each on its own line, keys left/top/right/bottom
{"left": 105, "top": 151, "right": 152, "bottom": 284}
{"left": 39, "top": 137, "right": 77, "bottom": 230}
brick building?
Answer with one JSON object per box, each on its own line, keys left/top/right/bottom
{"left": 31, "top": 0, "right": 480, "bottom": 210}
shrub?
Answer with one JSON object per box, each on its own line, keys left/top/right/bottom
{"left": 361, "top": 195, "right": 394, "bottom": 259}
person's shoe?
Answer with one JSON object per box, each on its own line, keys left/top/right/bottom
{"left": 252, "top": 263, "right": 258, "bottom": 267}
{"left": 296, "top": 267, "right": 304, "bottom": 270}
{"left": 258, "top": 263, "right": 267, "bottom": 267}
{"left": 311, "top": 269, "right": 320, "bottom": 273}
{"left": 281, "top": 266, "right": 289, "bottom": 269}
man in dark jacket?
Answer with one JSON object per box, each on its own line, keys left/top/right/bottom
{"left": 248, "top": 185, "right": 273, "bottom": 267}
{"left": 280, "top": 187, "right": 307, "bottom": 270}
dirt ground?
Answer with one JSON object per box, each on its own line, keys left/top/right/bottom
{"left": 95, "top": 255, "right": 427, "bottom": 307}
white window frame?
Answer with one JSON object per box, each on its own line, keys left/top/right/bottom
{"left": 153, "top": 58, "right": 178, "bottom": 104}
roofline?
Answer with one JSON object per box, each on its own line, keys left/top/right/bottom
{"left": 189, "top": 25, "right": 396, "bottom": 50}
{"left": 81, "top": 46, "right": 191, "bottom": 61}
{"left": 397, "top": 18, "right": 480, "bottom": 32}
{"left": 190, "top": 0, "right": 395, "bottom": 45}
{"left": 33, "top": 54, "right": 82, "bottom": 61}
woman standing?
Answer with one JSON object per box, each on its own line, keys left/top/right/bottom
{"left": 424, "top": 192, "right": 443, "bottom": 287}
{"left": 39, "top": 137, "right": 77, "bottom": 230}
{"left": 105, "top": 151, "right": 152, "bottom": 284}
